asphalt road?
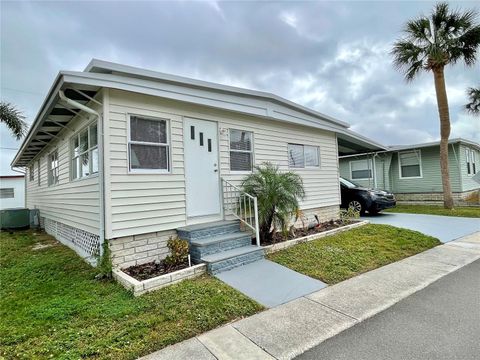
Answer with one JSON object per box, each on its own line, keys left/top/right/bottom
{"left": 296, "top": 259, "right": 480, "bottom": 360}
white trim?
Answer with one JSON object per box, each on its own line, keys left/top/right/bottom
{"left": 398, "top": 149, "right": 423, "bottom": 179}
{"left": 47, "top": 148, "right": 60, "bottom": 186}
{"left": 127, "top": 113, "right": 172, "bottom": 174}
{"left": 69, "top": 120, "right": 99, "bottom": 181}
{"left": 349, "top": 158, "right": 373, "bottom": 180}
{"left": 228, "top": 128, "right": 254, "bottom": 173}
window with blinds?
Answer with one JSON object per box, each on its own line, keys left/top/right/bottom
{"left": 0, "top": 188, "right": 14, "bottom": 199}
{"left": 399, "top": 150, "right": 422, "bottom": 178}
{"left": 229, "top": 129, "right": 253, "bottom": 171}
{"left": 288, "top": 144, "right": 319, "bottom": 168}
{"left": 350, "top": 159, "right": 372, "bottom": 179}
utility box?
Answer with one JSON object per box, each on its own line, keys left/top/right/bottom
{"left": 0, "top": 208, "right": 30, "bottom": 230}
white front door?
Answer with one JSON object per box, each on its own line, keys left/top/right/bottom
{"left": 184, "top": 118, "right": 221, "bottom": 218}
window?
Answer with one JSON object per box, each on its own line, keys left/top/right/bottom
{"left": 466, "top": 148, "right": 477, "bottom": 175}
{"left": 288, "top": 144, "right": 319, "bottom": 168}
{"left": 350, "top": 159, "right": 373, "bottom": 180}
{"left": 71, "top": 123, "right": 98, "bottom": 180}
{"left": 0, "top": 188, "right": 14, "bottom": 199}
{"left": 37, "top": 159, "right": 41, "bottom": 186}
{"left": 229, "top": 129, "right": 253, "bottom": 171}
{"left": 48, "top": 150, "right": 59, "bottom": 186}
{"left": 399, "top": 150, "right": 422, "bottom": 178}
{"left": 29, "top": 164, "right": 34, "bottom": 181}
{"left": 128, "top": 115, "right": 169, "bottom": 172}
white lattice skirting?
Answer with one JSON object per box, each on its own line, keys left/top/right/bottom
{"left": 42, "top": 217, "right": 100, "bottom": 265}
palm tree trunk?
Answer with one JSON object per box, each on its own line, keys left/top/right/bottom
{"left": 433, "top": 67, "right": 454, "bottom": 209}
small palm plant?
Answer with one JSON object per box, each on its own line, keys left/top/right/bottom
{"left": 391, "top": 2, "right": 480, "bottom": 209}
{"left": 0, "top": 102, "right": 28, "bottom": 140}
{"left": 242, "top": 162, "right": 305, "bottom": 243}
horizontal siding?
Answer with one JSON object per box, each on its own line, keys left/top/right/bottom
{"left": 458, "top": 144, "right": 480, "bottom": 192}
{"left": 106, "top": 89, "right": 340, "bottom": 238}
{"left": 26, "top": 101, "right": 102, "bottom": 236}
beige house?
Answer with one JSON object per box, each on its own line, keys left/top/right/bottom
{"left": 12, "top": 60, "right": 382, "bottom": 268}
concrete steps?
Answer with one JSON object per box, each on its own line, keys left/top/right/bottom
{"left": 178, "top": 220, "right": 264, "bottom": 274}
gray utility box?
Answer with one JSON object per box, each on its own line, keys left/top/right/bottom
{"left": 0, "top": 208, "right": 31, "bottom": 230}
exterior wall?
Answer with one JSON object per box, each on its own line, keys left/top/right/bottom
{"left": 395, "top": 189, "right": 479, "bottom": 205}
{"left": 390, "top": 144, "right": 462, "bottom": 193}
{"left": 25, "top": 97, "right": 102, "bottom": 261}
{"left": 292, "top": 205, "right": 339, "bottom": 229}
{"left": 338, "top": 154, "right": 387, "bottom": 190}
{"left": 109, "top": 229, "right": 175, "bottom": 268}
{"left": 104, "top": 89, "right": 341, "bottom": 241}
{"left": 0, "top": 177, "right": 25, "bottom": 209}
{"left": 458, "top": 144, "right": 480, "bottom": 192}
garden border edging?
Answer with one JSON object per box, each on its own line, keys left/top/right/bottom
{"left": 263, "top": 220, "right": 370, "bottom": 254}
{"left": 113, "top": 263, "right": 207, "bottom": 296}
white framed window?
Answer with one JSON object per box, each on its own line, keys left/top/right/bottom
{"left": 29, "top": 164, "right": 34, "bottom": 181}
{"left": 229, "top": 129, "right": 253, "bottom": 172}
{"left": 128, "top": 115, "right": 170, "bottom": 173}
{"left": 37, "top": 159, "right": 41, "bottom": 186}
{"left": 0, "top": 188, "right": 14, "bottom": 199}
{"left": 48, "top": 150, "right": 59, "bottom": 186}
{"left": 288, "top": 144, "right": 320, "bottom": 168}
{"left": 71, "top": 122, "right": 98, "bottom": 180}
{"left": 350, "top": 159, "right": 373, "bottom": 180}
{"left": 466, "top": 148, "right": 477, "bottom": 175}
{"left": 399, "top": 150, "right": 422, "bottom": 178}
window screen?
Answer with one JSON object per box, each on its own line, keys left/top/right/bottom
{"left": 288, "top": 144, "right": 320, "bottom": 168}
{"left": 48, "top": 150, "right": 59, "bottom": 186}
{"left": 229, "top": 129, "right": 253, "bottom": 171}
{"left": 0, "top": 188, "right": 14, "bottom": 199}
{"left": 350, "top": 159, "right": 372, "bottom": 179}
{"left": 129, "top": 116, "right": 169, "bottom": 171}
{"left": 399, "top": 151, "right": 421, "bottom": 178}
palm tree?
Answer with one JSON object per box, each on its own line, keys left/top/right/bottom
{"left": 242, "top": 162, "right": 305, "bottom": 243}
{"left": 0, "top": 102, "right": 28, "bottom": 140}
{"left": 465, "top": 86, "right": 480, "bottom": 115}
{"left": 391, "top": 2, "right": 480, "bottom": 209}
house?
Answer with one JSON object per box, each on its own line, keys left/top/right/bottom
{"left": 11, "top": 59, "right": 383, "bottom": 268}
{"left": 0, "top": 175, "right": 25, "bottom": 210}
{"left": 339, "top": 138, "right": 480, "bottom": 204}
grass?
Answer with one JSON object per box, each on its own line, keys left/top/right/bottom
{"left": 0, "top": 230, "right": 263, "bottom": 360}
{"left": 385, "top": 204, "right": 480, "bottom": 218}
{"left": 268, "top": 224, "right": 440, "bottom": 285}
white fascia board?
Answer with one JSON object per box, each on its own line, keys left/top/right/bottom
{"left": 84, "top": 59, "right": 350, "bottom": 128}
{"left": 61, "top": 71, "right": 350, "bottom": 134}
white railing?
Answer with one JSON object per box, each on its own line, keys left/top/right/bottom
{"left": 221, "top": 178, "right": 260, "bottom": 247}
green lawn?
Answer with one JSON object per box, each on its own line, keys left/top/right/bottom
{"left": 0, "top": 231, "right": 263, "bottom": 360}
{"left": 268, "top": 224, "right": 440, "bottom": 284}
{"left": 385, "top": 204, "right": 480, "bottom": 218}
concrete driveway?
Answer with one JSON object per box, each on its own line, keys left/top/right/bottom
{"left": 363, "top": 212, "right": 479, "bottom": 242}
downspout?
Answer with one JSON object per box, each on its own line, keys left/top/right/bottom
{"left": 59, "top": 90, "right": 105, "bottom": 259}
{"left": 372, "top": 153, "right": 378, "bottom": 189}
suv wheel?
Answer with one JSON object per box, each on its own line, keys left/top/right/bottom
{"left": 348, "top": 200, "right": 364, "bottom": 215}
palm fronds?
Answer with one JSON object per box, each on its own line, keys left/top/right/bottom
{"left": 0, "top": 102, "right": 28, "bottom": 140}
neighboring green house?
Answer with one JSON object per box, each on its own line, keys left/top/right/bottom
{"left": 339, "top": 138, "right": 480, "bottom": 204}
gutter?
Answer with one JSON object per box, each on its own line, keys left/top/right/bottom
{"left": 58, "top": 90, "right": 106, "bottom": 258}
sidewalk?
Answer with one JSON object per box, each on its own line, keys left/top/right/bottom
{"left": 140, "top": 232, "right": 480, "bottom": 360}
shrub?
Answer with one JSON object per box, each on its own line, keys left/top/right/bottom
{"left": 164, "top": 237, "right": 189, "bottom": 268}
{"left": 242, "top": 162, "right": 305, "bottom": 244}
{"left": 96, "top": 240, "right": 113, "bottom": 280}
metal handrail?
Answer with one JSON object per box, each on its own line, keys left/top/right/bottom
{"left": 221, "top": 178, "right": 260, "bottom": 246}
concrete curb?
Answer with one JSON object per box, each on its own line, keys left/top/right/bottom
{"left": 138, "top": 232, "right": 480, "bottom": 360}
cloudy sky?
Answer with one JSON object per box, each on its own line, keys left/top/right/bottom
{"left": 1, "top": 0, "right": 479, "bottom": 174}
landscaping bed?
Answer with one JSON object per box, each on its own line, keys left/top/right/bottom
{"left": 0, "top": 230, "right": 263, "bottom": 360}
{"left": 268, "top": 224, "right": 441, "bottom": 284}
{"left": 124, "top": 259, "right": 189, "bottom": 281}
{"left": 385, "top": 204, "right": 480, "bottom": 218}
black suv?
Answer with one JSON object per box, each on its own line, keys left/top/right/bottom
{"left": 340, "top": 177, "right": 396, "bottom": 215}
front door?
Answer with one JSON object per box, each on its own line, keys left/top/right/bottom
{"left": 184, "top": 118, "right": 221, "bottom": 219}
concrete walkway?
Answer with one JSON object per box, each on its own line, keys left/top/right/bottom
{"left": 363, "top": 212, "right": 479, "bottom": 242}
{"left": 216, "top": 259, "right": 327, "bottom": 308}
{"left": 140, "top": 232, "right": 480, "bottom": 360}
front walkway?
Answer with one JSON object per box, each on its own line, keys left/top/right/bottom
{"left": 216, "top": 259, "right": 326, "bottom": 308}
{"left": 140, "top": 232, "right": 480, "bottom": 360}
{"left": 363, "top": 212, "right": 479, "bottom": 242}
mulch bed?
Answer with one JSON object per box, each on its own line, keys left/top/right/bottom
{"left": 262, "top": 219, "right": 353, "bottom": 246}
{"left": 123, "top": 260, "right": 189, "bottom": 281}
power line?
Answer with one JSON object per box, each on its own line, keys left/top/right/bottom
{"left": 1, "top": 86, "right": 44, "bottom": 96}
{"left": 0, "top": 147, "right": 20, "bottom": 150}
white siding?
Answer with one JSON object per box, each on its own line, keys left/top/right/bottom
{"left": 106, "top": 90, "right": 340, "bottom": 239}
{"left": 26, "top": 101, "right": 102, "bottom": 236}
{"left": 0, "top": 177, "right": 25, "bottom": 209}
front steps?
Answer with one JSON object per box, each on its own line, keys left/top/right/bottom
{"left": 177, "top": 220, "right": 264, "bottom": 274}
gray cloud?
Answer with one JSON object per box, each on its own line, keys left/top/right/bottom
{"left": 1, "top": 0, "right": 479, "bottom": 175}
